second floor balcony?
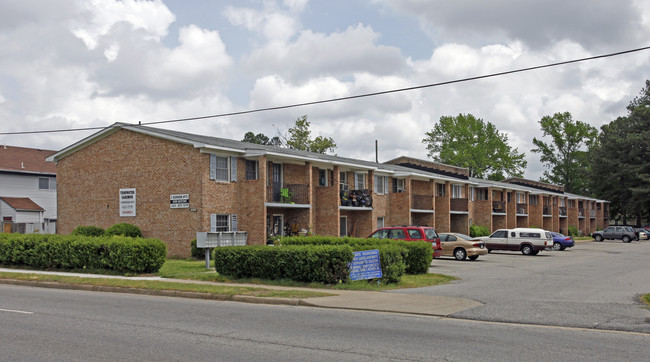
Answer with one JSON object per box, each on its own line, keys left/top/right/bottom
{"left": 516, "top": 203, "right": 527, "bottom": 215}
{"left": 543, "top": 206, "right": 552, "bottom": 216}
{"left": 267, "top": 184, "right": 309, "bottom": 205}
{"left": 412, "top": 194, "right": 434, "bottom": 210}
{"left": 559, "top": 207, "right": 567, "bottom": 217}
{"left": 451, "top": 198, "right": 468, "bottom": 212}
{"left": 590, "top": 209, "right": 596, "bottom": 218}
{"left": 492, "top": 201, "right": 506, "bottom": 214}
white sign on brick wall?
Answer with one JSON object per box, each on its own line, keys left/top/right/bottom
{"left": 119, "top": 188, "right": 136, "bottom": 217}
{"left": 170, "top": 193, "right": 189, "bottom": 208}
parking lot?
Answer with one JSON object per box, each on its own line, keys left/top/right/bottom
{"left": 399, "top": 239, "right": 650, "bottom": 333}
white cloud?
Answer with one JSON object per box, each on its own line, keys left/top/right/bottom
{"left": 71, "top": 0, "right": 175, "bottom": 50}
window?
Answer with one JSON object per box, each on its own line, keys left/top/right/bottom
{"left": 374, "top": 175, "right": 388, "bottom": 194}
{"left": 437, "top": 183, "right": 446, "bottom": 197}
{"left": 39, "top": 177, "right": 56, "bottom": 190}
{"left": 210, "top": 155, "right": 229, "bottom": 182}
{"left": 408, "top": 229, "right": 422, "bottom": 239}
{"left": 246, "top": 160, "right": 258, "bottom": 180}
{"left": 210, "top": 214, "right": 230, "bottom": 232}
{"left": 491, "top": 230, "right": 508, "bottom": 238}
{"left": 354, "top": 172, "right": 365, "bottom": 190}
{"left": 507, "top": 192, "right": 512, "bottom": 203}
{"left": 340, "top": 172, "right": 349, "bottom": 191}
{"left": 469, "top": 187, "right": 475, "bottom": 201}
{"left": 519, "top": 232, "right": 541, "bottom": 238}
{"left": 452, "top": 185, "right": 464, "bottom": 199}
{"left": 318, "top": 169, "right": 327, "bottom": 186}
{"left": 388, "top": 229, "right": 405, "bottom": 239}
{"left": 477, "top": 189, "right": 488, "bottom": 201}
{"left": 393, "top": 178, "right": 405, "bottom": 193}
{"left": 377, "top": 217, "right": 385, "bottom": 229}
{"left": 529, "top": 195, "right": 538, "bottom": 205}
{"left": 516, "top": 192, "right": 526, "bottom": 203}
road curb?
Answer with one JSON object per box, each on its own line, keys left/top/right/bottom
{"left": 0, "top": 279, "right": 301, "bottom": 306}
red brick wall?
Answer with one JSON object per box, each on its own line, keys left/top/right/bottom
{"left": 435, "top": 183, "right": 450, "bottom": 232}
{"left": 474, "top": 200, "right": 492, "bottom": 229}
{"left": 57, "top": 129, "right": 204, "bottom": 256}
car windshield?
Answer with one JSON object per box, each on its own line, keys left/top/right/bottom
{"left": 455, "top": 233, "right": 473, "bottom": 240}
{"left": 424, "top": 229, "right": 438, "bottom": 239}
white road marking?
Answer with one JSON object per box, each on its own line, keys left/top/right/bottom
{"left": 0, "top": 308, "right": 34, "bottom": 314}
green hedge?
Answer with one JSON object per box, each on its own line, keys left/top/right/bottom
{"left": 0, "top": 234, "right": 166, "bottom": 273}
{"left": 105, "top": 223, "right": 143, "bottom": 238}
{"left": 213, "top": 245, "right": 353, "bottom": 284}
{"left": 279, "top": 236, "right": 432, "bottom": 275}
{"left": 71, "top": 225, "right": 105, "bottom": 237}
{"left": 470, "top": 224, "right": 490, "bottom": 237}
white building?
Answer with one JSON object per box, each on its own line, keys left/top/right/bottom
{"left": 0, "top": 145, "right": 57, "bottom": 234}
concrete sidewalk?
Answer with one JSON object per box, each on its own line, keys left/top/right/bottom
{"left": 0, "top": 268, "right": 481, "bottom": 317}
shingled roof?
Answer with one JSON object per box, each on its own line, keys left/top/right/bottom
{"left": 0, "top": 145, "right": 57, "bottom": 175}
{"left": 0, "top": 197, "right": 45, "bottom": 211}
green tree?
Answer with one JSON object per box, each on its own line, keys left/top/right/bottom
{"left": 531, "top": 112, "right": 597, "bottom": 194}
{"left": 285, "top": 115, "right": 336, "bottom": 154}
{"left": 241, "top": 132, "right": 282, "bottom": 146}
{"left": 422, "top": 114, "right": 527, "bottom": 180}
{"left": 590, "top": 81, "right": 650, "bottom": 225}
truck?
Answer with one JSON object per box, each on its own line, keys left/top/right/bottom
{"left": 479, "top": 228, "right": 553, "bottom": 255}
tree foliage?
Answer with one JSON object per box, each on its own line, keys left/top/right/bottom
{"left": 286, "top": 115, "right": 337, "bottom": 154}
{"left": 241, "top": 132, "right": 282, "bottom": 146}
{"left": 590, "top": 80, "right": 650, "bottom": 225}
{"left": 531, "top": 112, "right": 597, "bottom": 194}
{"left": 422, "top": 113, "right": 527, "bottom": 180}
{"left": 241, "top": 115, "right": 336, "bottom": 154}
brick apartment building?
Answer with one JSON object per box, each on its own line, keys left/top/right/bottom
{"left": 46, "top": 123, "right": 609, "bottom": 256}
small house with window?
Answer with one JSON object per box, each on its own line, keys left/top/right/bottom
{"left": 0, "top": 145, "right": 57, "bottom": 233}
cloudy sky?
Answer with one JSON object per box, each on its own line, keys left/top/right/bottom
{"left": 1, "top": 0, "right": 649, "bottom": 180}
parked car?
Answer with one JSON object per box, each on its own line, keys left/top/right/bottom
{"left": 368, "top": 225, "right": 442, "bottom": 258}
{"left": 438, "top": 233, "right": 488, "bottom": 261}
{"left": 634, "top": 228, "right": 648, "bottom": 240}
{"left": 592, "top": 226, "right": 636, "bottom": 243}
{"left": 549, "top": 232, "right": 575, "bottom": 251}
{"left": 478, "top": 228, "right": 553, "bottom": 255}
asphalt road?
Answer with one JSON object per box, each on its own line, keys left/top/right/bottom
{"left": 2, "top": 284, "right": 649, "bottom": 361}
{"left": 410, "top": 239, "right": 650, "bottom": 333}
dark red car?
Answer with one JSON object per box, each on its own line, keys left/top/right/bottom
{"left": 368, "top": 225, "right": 442, "bottom": 258}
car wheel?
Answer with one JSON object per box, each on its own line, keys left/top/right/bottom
{"left": 622, "top": 235, "right": 631, "bottom": 243}
{"left": 468, "top": 255, "right": 479, "bottom": 261}
{"left": 521, "top": 244, "right": 533, "bottom": 255}
{"left": 553, "top": 242, "right": 562, "bottom": 251}
{"left": 454, "top": 248, "right": 467, "bottom": 261}
{"left": 594, "top": 235, "right": 603, "bottom": 242}
{"left": 531, "top": 250, "right": 540, "bottom": 255}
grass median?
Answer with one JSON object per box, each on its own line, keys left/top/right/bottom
{"left": 1, "top": 258, "right": 457, "bottom": 296}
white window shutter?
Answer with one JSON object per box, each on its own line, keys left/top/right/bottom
{"left": 210, "top": 214, "right": 217, "bottom": 232}
{"left": 231, "top": 214, "right": 237, "bottom": 231}
{"left": 230, "top": 156, "right": 237, "bottom": 182}
{"left": 373, "top": 175, "right": 379, "bottom": 193}
{"left": 384, "top": 176, "right": 389, "bottom": 194}
{"left": 209, "top": 154, "right": 217, "bottom": 180}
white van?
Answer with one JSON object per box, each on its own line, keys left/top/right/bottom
{"left": 480, "top": 228, "right": 553, "bottom": 255}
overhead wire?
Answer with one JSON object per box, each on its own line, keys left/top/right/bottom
{"left": 1, "top": 45, "right": 649, "bottom": 136}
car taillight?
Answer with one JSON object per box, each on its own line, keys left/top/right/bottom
{"left": 565, "top": 237, "right": 571, "bottom": 241}
{"left": 472, "top": 243, "right": 481, "bottom": 247}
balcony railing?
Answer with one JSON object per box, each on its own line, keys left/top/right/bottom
{"left": 578, "top": 208, "right": 585, "bottom": 217}
{"left": 543, "top": 206, "right": 552, "bottom": 215}
{"left": 450, "top": 198, "right": 468, "bottom": 212}
{"left": 267, "top": 184, "right": 309, "bottom": 204}
{"left": 340, "top": 189, "right": 373, "bottom": 207}
{"left": 559, "top": 207, "right": 567, "bottom": 216}
{"left": 590, "top": 210, "right": 596, "bottom": 218}
{"left": 412, "top": 194, "right": 434, "bottom": 210}
{"left": 492, "top": 201, "right": 506, "bottom": 213}
{"left": 516, "top": 203, "right": 527, "bottom": 215}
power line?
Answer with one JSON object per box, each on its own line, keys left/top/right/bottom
{"left": 2, "top": 45, "right": 649, "bottom": 136}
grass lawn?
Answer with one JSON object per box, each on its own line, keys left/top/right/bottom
{"left": 643, "top": 294, "right": 650, "bottom": 307}
{"left": 158, "top": 258, "right": 458, "bottom": 291}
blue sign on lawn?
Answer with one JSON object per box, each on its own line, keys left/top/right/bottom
{"left": 349, "top": 249, "right": 382, "bottom": 281}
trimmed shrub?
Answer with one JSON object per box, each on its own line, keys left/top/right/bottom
{"left": 278, "top": 236, "right": 431, "bottom": 275}
{"left": 71, "top": 225, "right": 105, "bottom": 237}
{"left": 469, "top": 224, "right": 490, "bottom": 237}
{"left": 106, "top": 223, "right": 143, "bottom": 238}
{"left": 568, "top": 225, "right": 579, "bottom": 237}
{"left": 190, "top": 239, "right": 208, "bottom": 259}
{"left": 0, "top": 233, "right": 166, "bottom": 273}
{"left": 213, "top": 244, "right": 353, "bottom": 284}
